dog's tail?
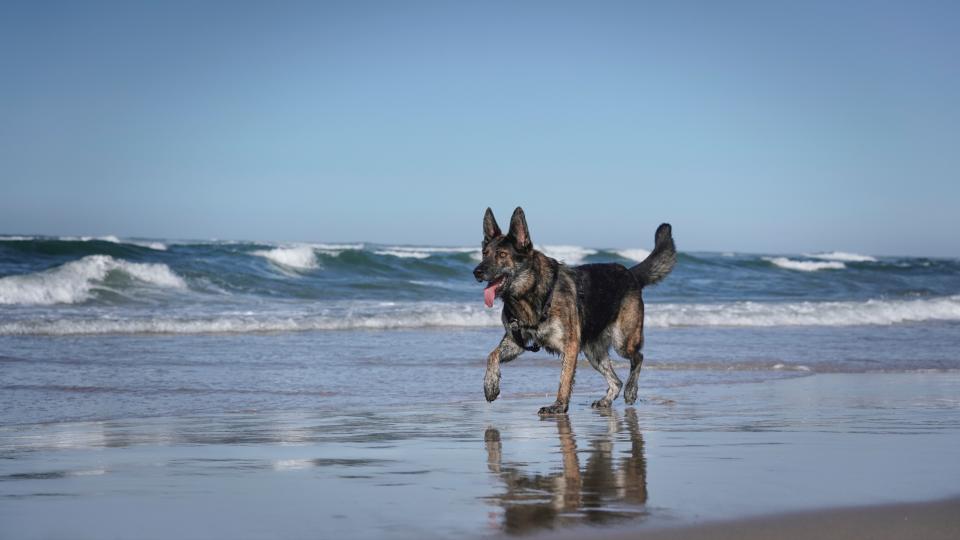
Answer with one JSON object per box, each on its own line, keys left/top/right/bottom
{"left": 630, "top": 223, "right": 676, "bottom": 287}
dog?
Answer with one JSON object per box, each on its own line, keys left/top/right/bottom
{"left": 473, "top": 207, "right": 676, "bottom": 415}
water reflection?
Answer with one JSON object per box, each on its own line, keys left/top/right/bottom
{"left": 484, "top": 408, "right": 648, "bottom": 534}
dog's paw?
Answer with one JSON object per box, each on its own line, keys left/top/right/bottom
{"left": 483, "top": 371, "right": 501, "bottom": 402}
{"left": 537, "top": 401, "right": 568, "bottom": 416}
{"left": 623, "top": 384, "right": 638, "bottom": 405}
{"left": 591, "top": 398, "right": 612, "bottom": 409}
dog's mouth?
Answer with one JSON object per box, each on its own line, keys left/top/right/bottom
{"left": 483, "top": 275, "right": 506, "bottom": 308}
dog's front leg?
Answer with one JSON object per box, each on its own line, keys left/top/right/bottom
{"left": 485, "top": 334, "right": 523, "bottom": 402}
{"left": 539, "top": 339, "right": 579, "bottom": 415}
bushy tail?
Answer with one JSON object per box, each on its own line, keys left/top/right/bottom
{"left": 630, "top": 223, "right": 676, "bottom": 287}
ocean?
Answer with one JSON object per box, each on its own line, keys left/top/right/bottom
{"left": 1, "top": 235, "right": 959, "bottom": 426}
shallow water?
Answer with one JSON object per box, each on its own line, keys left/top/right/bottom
{"left": 1, "top": 371, "right": 958, "bottom": 539}
{"left": 2, "top": 323, "right": 959, "bottom": 426}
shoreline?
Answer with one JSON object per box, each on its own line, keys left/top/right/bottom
{"left": 538, "top": 496, "right": 960, "bottom": 540}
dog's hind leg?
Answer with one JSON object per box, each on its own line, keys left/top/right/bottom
{"left": 585, "top": 344, "right": 622, "bottom": 409}
{"left": 485, "top": 334, "right": 523, "bottom": 403}
{"left": 623, "top": 351, "right": 643, "bottom": 405}
{"left": 619, "top": 325, "right": 645, "bottom": 405}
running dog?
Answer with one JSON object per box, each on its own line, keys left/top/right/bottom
{"left": 473, "top": 207, "right": 676, "bottom": 415}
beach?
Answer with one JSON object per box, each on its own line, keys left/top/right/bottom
{"left": 2, "top": 239, "right": 959, "bottom": 538}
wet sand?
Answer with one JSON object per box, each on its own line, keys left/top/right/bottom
{"left": 541, "top": 497, "right": 960, "bottom": 540}
{"left": 1, "top": 371, "right": 959, "bottom": 539}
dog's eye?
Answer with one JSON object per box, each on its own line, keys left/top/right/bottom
{"left": 497, "top": 251, "right": 508, "bottom": 260}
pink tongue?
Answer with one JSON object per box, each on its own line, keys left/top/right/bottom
{"left": 484, "top": 282, "right": 499, "bottom": 308}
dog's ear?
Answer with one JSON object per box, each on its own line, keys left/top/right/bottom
{"left": 483, "top": 207, "right": 502, "bottom": 245}
{"left": 508, "top": 207, "right": 532, "bottom": 252}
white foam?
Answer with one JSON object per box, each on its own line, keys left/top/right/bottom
{"left": 311, "top": 243, "right": 364, "bottom": 251}
{"left": 254, "top": 246, "right": 319, "bottom": 270}
{"left": 309, "top": 243, "right": 363, "bottom": 256}
{"left": 0, "top": 302, "right": 502, "bottom": 335}
{"left": 0, "top": 255, "right": 186, "bottom": 305}
{"left": 614, "top": 248, "right": 651, "bottom": 263}
{"left": 375, "top": 246, "right": 479, "bottom": 260}
{"left": 804, "top": 251, "right": 877, "bottom": 262}
{"left": 75, "top": 235, "right": 122, "bottom": 244}
{"left": 5, "top": 295, "right": 959, "bottom": 335}
{"left": 537, "top": 245, "right": 597, "bottom": 265}
{"left": 646, "top": 295, "right": 960, "bottom": 327}
{"left": 764, "top": 257, "right": 846, "bottom": 271}
{"left": 374, "top": 249, "right": 431, "bottom": 259}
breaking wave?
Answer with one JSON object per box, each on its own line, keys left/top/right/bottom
{"left": 254, "top": 246, "right": 320, "bottom": 270}
{"left": 614, "top": 248, "right": 651, "bottom": 263}
{"left": 537, "top": 245, "right": 598, "bottom": 265}
{"left": 3, "top": 296, "right": 959, "bottom": 335}
{"left": 0, "top": 255, "right": 186, "bottom": 305}
{"left": 646, "top": 295, "right": 960, "bottom": 327}
{"left": 375, "top": 246, "right": 479, "bottom": 260}
{"left": 805, "top": 251, "right": 877, "bottom": 262}
{"left": 0, "top": 302, "right": 501, "bottom": 335}
{"left": 764, "top": 257, "right": 846, "bottom": 271}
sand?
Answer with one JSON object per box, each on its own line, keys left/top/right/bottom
{"left": 542, "top": 497, "right": 960, "bottom": 540}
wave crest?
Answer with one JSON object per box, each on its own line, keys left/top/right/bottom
{"left": 804, "top": 251, "right": 877, "bottom": 262}
{"left": 253, "top": 246, "right": 319, "bottom": 270}
{"left": 764, "top": 257, "right": 846, "bottom": 271}
{"left": 614, "top": 248, "right": 651, "bottom": 263}
{"left": 538, "top": 245, "right": 598, "bottom": 265}
{"left": 0, "top": 255, "right": 186, "bottom": 305}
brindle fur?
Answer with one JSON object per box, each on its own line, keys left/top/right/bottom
{"left": 474, "top": 207, "right": 676, "bottom": 415}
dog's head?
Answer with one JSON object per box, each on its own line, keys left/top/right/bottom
{"left": 473, "top": 206, "right": 534, "bottom": 307}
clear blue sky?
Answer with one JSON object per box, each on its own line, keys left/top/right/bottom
{"left": 1, "top": 1, "right": 957, "bottom": 256}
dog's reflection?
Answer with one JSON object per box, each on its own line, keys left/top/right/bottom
{"left": 484, "top": 408, "right": 648, "bottom": 534}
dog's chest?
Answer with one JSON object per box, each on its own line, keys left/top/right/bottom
{"left": 512, "top": 317, "right": 565, "bottom": 354}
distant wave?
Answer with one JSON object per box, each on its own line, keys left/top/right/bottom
{"left": 764, "top": 257, "right": 846, "bottom": 271}
{"left": 374, "top": 249, "right": 431, "bottom": 259}
{"left": 537, "top": 245, "right": 598, "bottom": 265}
{"left": 307, "top": 243, "right": 364, "bottom": 255}
{"left": 375, "top": 246, "right": 479, "bottom": 260}
{"left": 68, "top": 236, "right": 169, "bottom": 251}
{"left": 3, "top": 296, "right": 959, "bottom": 334}
{"left": 614, "top": 248, "right": 651, "bottom": 263}
{"left": 254, "top": 246, "right": 319, "bottom": 270}
{"left": 0, "top": 235, "right": 167, "bottom": 250}
{"left": 804, "top": 251, "right": 877, "bottom": 262}
{"left": 0, "top": 255, "right": 186, "bottom": 305}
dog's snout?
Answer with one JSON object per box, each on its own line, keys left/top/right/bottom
{"left": 473, "top": 264, "right": 485, "bottom": 282}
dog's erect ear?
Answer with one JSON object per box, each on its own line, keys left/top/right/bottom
{"left": 508, "top": 207, "right": 532, "bottom": 252}
{"left": 483, "top": 207, "right": 502, "bottom": 245}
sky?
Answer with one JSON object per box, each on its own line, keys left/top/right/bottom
{"left": 1, "top": 1, "right": 958, "bottom": 256}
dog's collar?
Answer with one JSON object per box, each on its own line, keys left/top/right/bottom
{"left": 510, "top": 260, "right": 560, "bottom": 352}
